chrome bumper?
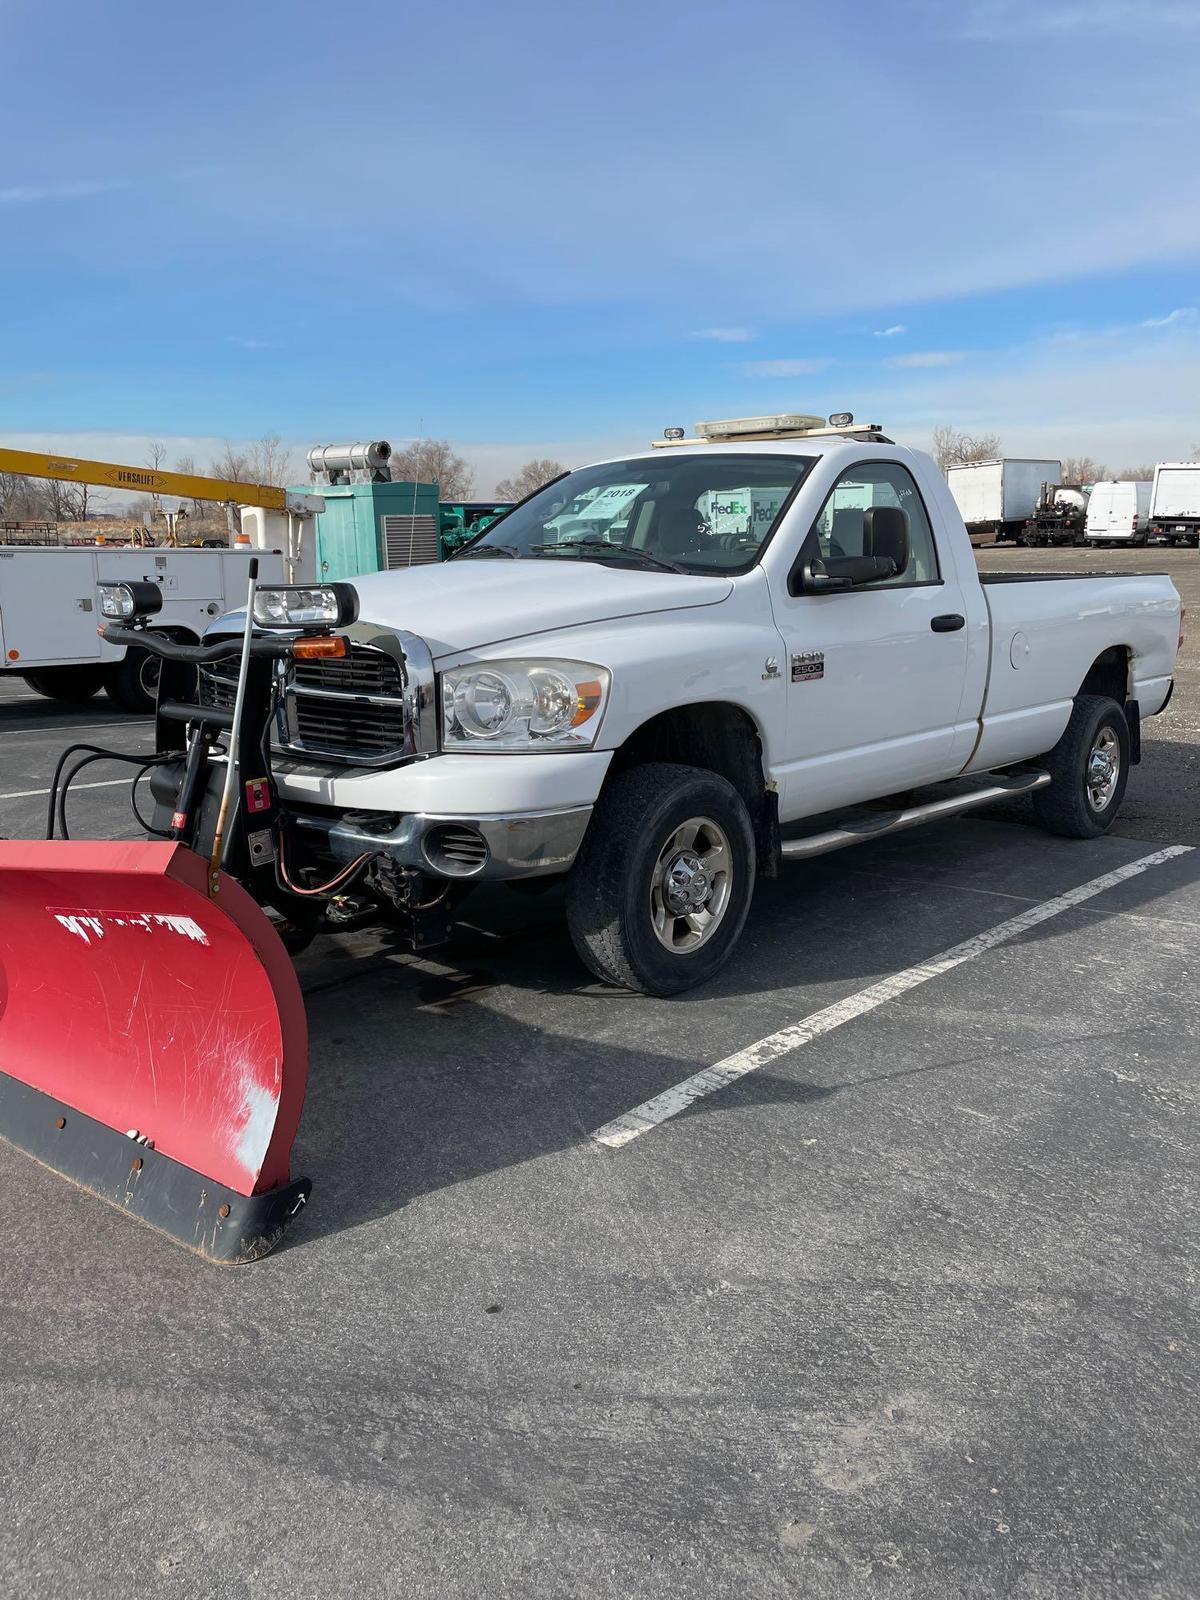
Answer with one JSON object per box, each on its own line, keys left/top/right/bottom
{"left": 323, "top": 805, "right": 593, "bottom": 881}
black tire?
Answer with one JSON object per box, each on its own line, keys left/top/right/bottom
{"left": 565, "top": 762, "right": 756, "bottom": 995}
{"left": 21, "top": 666, "right": 105, "bottom": 702}
{"left": 106, "top": 645, "right": 161, "bottom": 713}
{"left": 1032, "top": 694, "right": 1130, "bottom": 839}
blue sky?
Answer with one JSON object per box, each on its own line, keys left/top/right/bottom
{"left": 1, "top": 0, "right": 1198, "bottom": 492}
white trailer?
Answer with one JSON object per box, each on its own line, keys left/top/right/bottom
{"left": 946, "top": 459, "right": 1062, "bottom": 542}
{"left": 1149, "top": 462, "right": 1200, "bottom": 547}
{"left": 0, "top": 544, "right": 285, "bottom": 710}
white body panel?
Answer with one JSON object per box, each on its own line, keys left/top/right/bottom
{"left": 1085, "top": 480, "right": 1152, "bottom": 540}
{"left": 1151, "top": 463, "right": 1200, "bottom": 522}
{"left": 0, "top": 546, "right": 284, "bottom": 671}
{"left": 265, "top": 439, "right": 1178, "bottom": 849}
{"left": 947, "top": 459, "right": 1061, "bottom": 527}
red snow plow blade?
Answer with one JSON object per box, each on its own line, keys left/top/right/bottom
{"left": 0, "top": 840, "right": 310, "bottom": 1262}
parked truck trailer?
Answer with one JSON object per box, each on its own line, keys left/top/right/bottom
{"left": 1149, "top": 462, "right": 1200, "bottom": 548}
{"left": 946, "top": 459, "right": 1062, "bottom": 543}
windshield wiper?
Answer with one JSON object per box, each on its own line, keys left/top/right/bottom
{"left": 452, "top": 542, "right": 520, "bottom": 559}
{"left": 530, "top": 537, "right": 686, "bottom": 574}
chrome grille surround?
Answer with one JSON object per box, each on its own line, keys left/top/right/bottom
{"left": 200, "top": 623, "right": 436, "bottom": 768}
{"left": 279, "top": 625, "right": 436, "bottom": 767}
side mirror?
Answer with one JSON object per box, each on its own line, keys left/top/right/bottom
{"left": 796, "top": 554, "right": 897, "bottom": 594}
{"left": 863, "top": 505, "right": 910, "bottom": 573}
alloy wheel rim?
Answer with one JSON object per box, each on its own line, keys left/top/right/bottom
{"left": 649, "top": 816, "right": 733, "bottom": 954}
{"left": 1087, "top": 726, "right": 1120, "bottom": 810}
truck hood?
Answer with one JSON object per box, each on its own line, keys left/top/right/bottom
{"left": 350, "top": 559, "right": 734, "bottom": 658}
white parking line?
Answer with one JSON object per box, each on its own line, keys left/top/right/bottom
{"left": 0, "top": 777, "right": 134, "bottom": 801}
{"left": 591, "top": 844, "right": 1194, "bottom": 1150}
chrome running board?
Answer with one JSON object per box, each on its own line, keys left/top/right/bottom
{"left": 780, "top": 770, "right": 1052, "bottom": 861}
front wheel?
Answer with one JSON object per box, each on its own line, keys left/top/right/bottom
{"left": 565, "top": 762, "right": 756, "bottom": 995}
{"left": 1032, "top": 694, "right": 1130, "bottom": 839}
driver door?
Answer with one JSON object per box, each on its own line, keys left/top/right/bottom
{"left": 774, "top": 459, "right": 973, "bottom": 821}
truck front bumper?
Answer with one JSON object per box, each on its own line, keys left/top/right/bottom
{"left": 274, "top": 750, "right": 612, "bottom": 881}
{"left": 319, "top": 805, "right": 593, "bottom": 881}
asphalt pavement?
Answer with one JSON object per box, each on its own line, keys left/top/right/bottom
{"left": 1, "top": 546, "right": 1198, "bottom": 1599}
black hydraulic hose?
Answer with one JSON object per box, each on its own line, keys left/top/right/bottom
{"left": 46, "top": 745, "right": 174, "bottom": 840}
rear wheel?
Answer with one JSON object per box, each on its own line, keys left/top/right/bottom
{"left": 566, "top": 762, "right": 756, "bottom": 995}
{"left": 21, "top": 666, "right": 105, "bottom": 702}
{"left": 106, "top": 645, "right": 162, "bottom": 713}
{"left": 1032, "top": 694, "right": 1129, "bottom": 839}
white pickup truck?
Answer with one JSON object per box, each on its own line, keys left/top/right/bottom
{"left": 204, "top": 415, "right": 1181, "bottom": 994}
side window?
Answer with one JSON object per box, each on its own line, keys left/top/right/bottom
{"left": 807, "top": 462, "right": 940, "bottom": 586}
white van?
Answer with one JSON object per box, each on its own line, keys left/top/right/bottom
{"left": 1085, "top": 480, "right": 1153, "bottom": 545}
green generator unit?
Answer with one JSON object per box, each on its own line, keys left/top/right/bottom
{"left": 301, "top": 443, "right": 512, "bottom": 578}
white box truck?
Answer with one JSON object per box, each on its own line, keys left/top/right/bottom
{"left": 946, "top": 459, "right": 1062, "bottom": 543}
{"left": 1085, "top": 480, "right": 1153, "bottom": 545}
{"left": 1148, "top": 462, "right": 1200, "bottom": 547}
{"left": 0, "top": 544, "right": 284, "bottom": 711}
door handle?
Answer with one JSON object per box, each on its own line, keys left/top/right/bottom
{"left": 931, "top": 613, "right": 965, "bottom": 632}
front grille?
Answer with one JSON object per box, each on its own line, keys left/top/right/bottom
{"left": 286, "top": 644, "right": 410, "bottom": 764}
{"left": 199, "top": 666, "right": 237, "bottom": 710}
{"left": 202, "top": 641, "right": 419, "bottom": 766}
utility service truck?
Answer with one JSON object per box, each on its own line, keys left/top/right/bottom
{"left": 946, "top": 458, "right": 1062, "bottom": 543}
{"left": 1148, "top": 462, "right": 1200, "bottom": 547}
{"left": 130, "top": 411, "right": 1178, "bottom": 997}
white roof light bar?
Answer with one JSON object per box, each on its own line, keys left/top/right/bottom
{"left": 651, "top": 412, "right": 884, "bottom": 447}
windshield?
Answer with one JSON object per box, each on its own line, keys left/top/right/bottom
{"left": 459, "top": 453, "right": 814, "bottom": 573}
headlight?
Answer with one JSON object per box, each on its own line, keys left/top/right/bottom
{"left": 441, "top": 659, "right": 609, "bottom": 751}
{"left": 252, "top": 583, "right": 358, "bottom": 629}
{"left": 98, "top": 581, "right": 163, "bottom": 621}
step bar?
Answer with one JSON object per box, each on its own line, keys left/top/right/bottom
{"left": 780, "top": 770, "right": 1052, "bottom": 862}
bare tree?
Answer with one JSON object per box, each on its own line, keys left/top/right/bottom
{"left": 0, "top": 473, "right": 51, "bottom": 520}
{"left": 147, "top": 441, "right": 167, "bottom": 513}
{"left": 1062, "top": 456, "right": 1108, "bottom": 485}
{"left": 931, "top": 426, "right": 1002, "bottom": 473}
{"left": 247, "top": 432, "right": 293, "bottom": 488}
{"left": 495, "top": 458, "right": 567, "bottom": 503}
{"left": 174, "top": 455, "right": 210, "bottom": 518}
{"left": 1116, "top": 464, "right": 1157, "bottom": 482}
{"left": 389, "top": 438, "right": 474, "bottom": 500}
{"left": 210, "top": 443, "right": 250, "bottom": 484}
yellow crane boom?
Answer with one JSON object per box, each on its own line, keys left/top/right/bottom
{"left": 0, "top": 446, "right": 290, "bottom": 512}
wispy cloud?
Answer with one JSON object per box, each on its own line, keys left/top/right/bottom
{"left": 224, "top": 335, "right": 277, "bottom": 350}
{"left": 0, "top": 179, "right": 130, "bottom": 205}
{"left": 885, "top": 350, "right": 966, "bottom": 369}
{"left": 873, "top": 325, "right": 907, "bottom": 338}
{"left": 1141, "top": 307, "right": 1198, "bottom": 328}
{"left": 954, "top": 2, "right": 1200, "bottom": 40}
{"left": 739, "top": 358, "right": 825, "bottom": 377}
{"left": 694, "top": 327, "right": 756, "bottom": 343}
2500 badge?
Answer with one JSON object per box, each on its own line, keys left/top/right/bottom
{"left": 791, "top": 650, "right": 824, "bottom": 682}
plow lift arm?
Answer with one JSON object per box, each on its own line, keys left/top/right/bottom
{"left": 0, "top": 570, "right": 356, "bottom": 1262}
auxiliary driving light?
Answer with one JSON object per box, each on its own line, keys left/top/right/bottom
{"left": 252, "top": 584, "right": 359, "bottom": 630}
{"left": 97, "top": 581, "right": 164, "bottom": 622}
